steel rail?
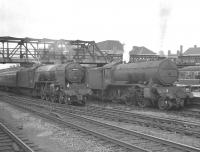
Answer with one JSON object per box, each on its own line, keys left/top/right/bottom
{"left": 3, "top": 97, "right": 200, "bottom": 152}
{"left": 0, "top": 122, "right": 35, "bottom": 152}
{"left": 87, "top": 105, "right": 200, "bottom": 126}
{"left": 3, "top": 100, "right": 150, "bottom": 152}
{"left": 8, "top": 95, "right": 200, "bottom": 137}
{"left": 53, "top": 107, "right": 200, "bottom": 152}
{"left": 9, "top": 94, "right": 200, "bottom": 126}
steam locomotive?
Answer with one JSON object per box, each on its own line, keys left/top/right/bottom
{"left": 0, "top": 62, "right": 90, "bottom": 105}
{"left": 86, "top": 59, "right": 187, "bottom": 110}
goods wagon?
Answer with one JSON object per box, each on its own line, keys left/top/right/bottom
{"left": 0, "top": 62, "right": 91, "bottom": 105}
{"left": 87, "top": 59, "right": 187, "bottom": 110}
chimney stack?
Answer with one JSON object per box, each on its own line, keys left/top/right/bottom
{"left": 168, "top": 50, "right": 171, "bottom": 56}
{"left": 180, "top": 45, "right": 183, "bottom": 55}
{"left": 177, "top": 50, "right": 180, "bottom": 56}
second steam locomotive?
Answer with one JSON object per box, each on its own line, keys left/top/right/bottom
{"left": 87, "top": 59, "right": 187, "bottom": 110}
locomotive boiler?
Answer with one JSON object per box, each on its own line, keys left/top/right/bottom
{"left": 0, "top": 62, "right": 90, "bottom": 105}
{"left": 87, "top": 59, "right": 187, "bottom": 110}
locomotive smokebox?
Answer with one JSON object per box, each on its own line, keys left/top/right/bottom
{"left": 65, "top": 62, "right": 84, "bottom": 83}
{"left": 111, "top": 59, "right": 178, "bottom": 86}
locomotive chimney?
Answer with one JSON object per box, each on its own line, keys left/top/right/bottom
{"left": 194, "top": 45, "right": 197, "bottom": 48}
{"left": 180, "top": 45, "right": 183, "bottom": 55}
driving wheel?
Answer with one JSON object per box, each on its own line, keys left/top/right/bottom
{"left": 158, "top": 97, "right": 170, "bottom": 110}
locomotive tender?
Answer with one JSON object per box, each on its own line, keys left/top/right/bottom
{"left": 0, "top": 62, "right": 90, "bottom": 105}
{"left": 87, "top": 59, "right": 187, "bottom": 110}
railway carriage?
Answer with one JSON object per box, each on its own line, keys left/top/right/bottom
{"left": 176, "top": 66, "right": 200, "bottom": 102}
{"left": 87, "top": 59, "right": 188, "bottom": 110}
{"left": 0, "top": 68, "right": 19, "bottom": 90}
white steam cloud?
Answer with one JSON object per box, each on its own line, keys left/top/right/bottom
{"left": 159, "top": 0, "right": 172, "bottom": 50}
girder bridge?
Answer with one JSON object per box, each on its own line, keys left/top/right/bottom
{"left": 0, "top": 36, "right": 107, "bottom": 65}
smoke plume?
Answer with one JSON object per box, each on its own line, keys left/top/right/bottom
{"left": 159, "top": 0, "right": 171, "bottom": 49}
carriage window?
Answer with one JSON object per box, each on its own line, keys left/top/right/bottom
{"left": 179, "top": 72, "right": 186, "bottom": 79}
{"left": 185, "top": 71, "right": 192, "bottom": 79}
{"left": 190, "top": 71, "right": 194, "bottom": 79}
{"left": 195, "top": 71, "right": 200, "bottom": 79}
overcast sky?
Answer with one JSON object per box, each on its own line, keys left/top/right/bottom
{"left": 1, "top": 0, "right": 200, "bottom": 56}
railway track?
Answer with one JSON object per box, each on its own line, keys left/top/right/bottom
{"left": 0, "top": 121, "right": 40, "bottom": 152}
{"left": 6, "top": 94, "right": 200, "bottom": 138}
{"left": 2, "top": 95, "right": 200, "bottom": 152}
{"left": 82, "top": 105, "right": 200, "bottom": 137}
{"left": 87, "top": 101, "right": 200, "bottom": 119}
{"left": 52, "top": 104, "right": 200, "bottom": 138}
{"left": 96, "top": 103, "right": 200, "bottom": 119}
{"left": 176, "top": 108, "right": 200, "bottom": 119}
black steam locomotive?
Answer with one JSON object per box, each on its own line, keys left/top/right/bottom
{"left": 86, "top": 59, "right": 187, "bottom": 110}
{"left": 0, "top": 62, "right": 90, "bottom": 105}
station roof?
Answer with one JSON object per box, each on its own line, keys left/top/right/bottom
{"left": 97, "top": 40, "right": 124, "bottom": 52}
{"left": 129, "top": 46, "right": 156, "bottom": 55}
{"left": 179, "top": 66, "right": 200, "bottom": 71}
{"left": 184, "top": 47, "right": 200, "bottom": 55}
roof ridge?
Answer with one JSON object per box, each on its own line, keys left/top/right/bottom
{"left": 184, "top": 47, "right": 200, "bottom": 55}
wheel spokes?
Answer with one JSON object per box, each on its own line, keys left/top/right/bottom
{"left": 158, "top": 98, "right": 169, "bottom": 110}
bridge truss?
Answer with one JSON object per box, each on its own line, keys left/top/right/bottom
{"left": 0, "top": 36, "right": 107, "bottom": 65}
